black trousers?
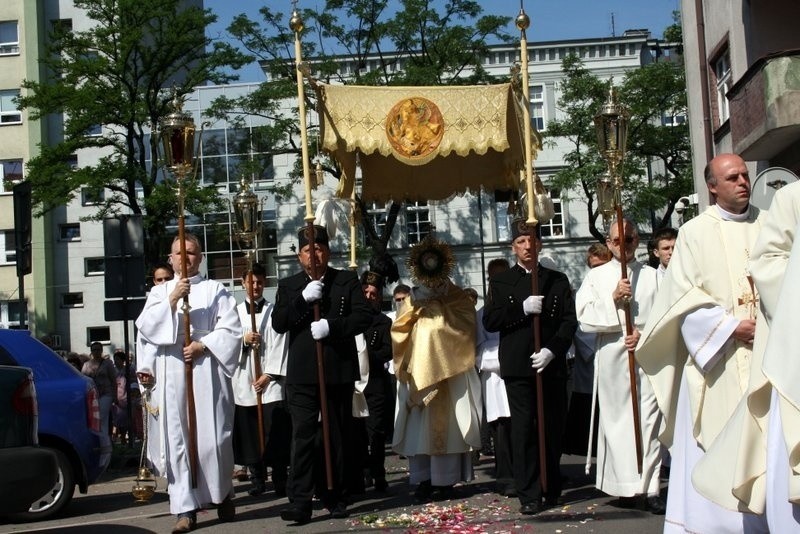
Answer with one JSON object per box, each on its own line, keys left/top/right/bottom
{"left": 504, "top": 375, "right": 567, "bottom": 504}
{"left": 492, "top": 416, "right": 514, "bottom": 490}
{"left": 286, "top": 382, "right": 353, "bottom": 510}
{"left": 232, "top": 400, "right": 291, "bottom": 484}
{"left": 364, "top": 380, "right": 392, "bottom": 482}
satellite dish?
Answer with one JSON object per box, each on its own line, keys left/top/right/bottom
{"left": 751, "top": 167, "right": 799, "bottom": 210}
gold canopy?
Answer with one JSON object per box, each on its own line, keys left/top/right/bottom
{"left": 316, "top": 82, "right": 528, "bottom": 202}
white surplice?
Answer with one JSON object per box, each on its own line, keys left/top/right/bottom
{"left": 476, "top": 307, "right": 510, "bottom": 423}
{"left": 576, "top": 258, "right": 662, "bottom": 497}
{"left": 233, "top": 301, "right": 287, "bottom": 406}
{"left": 135, "top": 275, "right": 242, "bottom": 515}
{"left": 637, "top": 205, "right": 767, "bottom": 533}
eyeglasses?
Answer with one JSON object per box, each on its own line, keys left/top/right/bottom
{"left": 609, "top": 236, "right": 636, "bottom": 246}
{"left": 154, "top": 277, "right": 172, "bottom": 283}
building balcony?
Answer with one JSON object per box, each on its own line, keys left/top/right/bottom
{"left": 729, "top": 51, "right": 800, "bottom": 161}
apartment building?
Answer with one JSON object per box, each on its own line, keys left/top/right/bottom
{"left": 681, "top": 0, "right": 800, "bottom": 209}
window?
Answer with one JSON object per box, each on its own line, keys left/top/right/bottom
{"left": 405, "top": 201, "right": 431, "bottom": 245}
{"left": 85, "top": 257, "right": 104, "bottom": 275}
{"left": 662, "top": 111, "right": 687, "bottom": 127}
{"left": 0, "top": 90, "right": 21, "bottom": 124}
{"left": 367, "top": 201, "right": 390, "bottom": 238}
{"left": 81, "top": 187, "right": 105, "bottom": 205}
{"left": 61, "top": 292, "right": 84, "bottom": 308}
{"left": 0, "top": 300, "right": 26, "bottom": 329}
{"left": 495, "top": 202, "right": 511, "bottom": 243}
{"left": 87, "top": 327, "right": 111, "bottom": 345}
{"left": 530, "top": 84, "right": 545, "bottom": 132}
{"left": 0, "top": 230, "right": 15, "bottom": 263}
{"left": 539, "top": 188, "right": 564, "bottom": 238}
{"left": 0, "top": 21, "right": 19, "bottom": 55}
{"left": 60, "top": 223, "right": 81, "bottom": 241}
{"left": 85, "top": 124, "right": 102, "bottom": 136}
{"left": 713, "top": 49, "right": 732, "bottom": 126}
{"left": 1, "top": 159, "right": 22, "bottom": 193}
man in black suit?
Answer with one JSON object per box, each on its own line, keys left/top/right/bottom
{"left": 360, "top": 271, "right": 394, "bottom": 492}
{"left": 482, "top": 219, "right": 577, "bottom": 515}
{"left": 272, "top": 225, "right": 372, "bottom": 524}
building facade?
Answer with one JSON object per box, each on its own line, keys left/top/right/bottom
{"left": 6, "top": 4, "right": 673, "bottom": 354}
{"left": 681, "top": 0, "right": 800, "bottom": 209}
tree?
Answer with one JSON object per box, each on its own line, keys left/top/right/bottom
{"left": 546, "top": 48, "right": 690, "bottom": 241}
{"left": 18, "top": 0, "right": 249, "bottom": 264}
{"left": 207, "top": 0, "right": 512, "bottom": 275}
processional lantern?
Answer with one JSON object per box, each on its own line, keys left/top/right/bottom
{"left": 156, "top": 88, "right": 205, "bottom": 489}
{"left": 593, "top": 85, "right": 629, "bottom": 223}
{"left": 160, "top": 91, "right": 199, "bottom": 179}
{"left": 593, "top": 83, "right": 643, "bottom": 475}
{"left": 232, "top": 177, "right": 260, "bottom": 251}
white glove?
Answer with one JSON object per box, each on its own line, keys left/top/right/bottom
{"left": 530, "top": 348, "right": 555, "bottom": 373}
{"left": 302, "top": 280, "right": 324, "bottom": 303}
{"left": 523, "top": 295, "right": 544, "bottom": 315}
{"left": 310, "top": 319, "right": 330, "bottom": 340}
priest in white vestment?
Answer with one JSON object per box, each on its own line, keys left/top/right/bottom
{"left": 391, "top": 236, "right": 482, "bottom": 502}
{"left": 693, "top": 180, "right": 800, "bottom": 532}
{"left": 136, "top": 234, "right": 242, "bottom": 533}
{"left": 576, "top": 219, "right": 664, "bottom": 513}
{"left": 637, "top": 153, "right": 768, "bottom": 533}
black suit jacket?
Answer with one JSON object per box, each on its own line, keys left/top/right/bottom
{"left": 482, "top": 263, "right": 577, "bottom": 379}
{"left": 272, "top": 267, "right": 373, "bottom": 385}
{"left": 363, "top": 311, "right": 393, "bottom": 395}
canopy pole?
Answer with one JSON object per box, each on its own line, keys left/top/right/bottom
{"left": 290, "top": 4, "right": 334, "bottom": 491}
{"left": 516, "top": 4, "right": 547, "bottom": 495}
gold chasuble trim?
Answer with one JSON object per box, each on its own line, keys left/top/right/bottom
{"left": 316, "top": 82, "right": 527, "bottom": 202}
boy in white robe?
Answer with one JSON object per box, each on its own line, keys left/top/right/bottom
{"left": 231, "top": 262, "right": 290, "bottom": 497}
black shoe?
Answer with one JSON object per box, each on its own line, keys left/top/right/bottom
{"left": 248, "top": 482, "right": 266, "bottom": 497}
{"left": 329, "top": 502, "right": 349, "bottom": 519}
{"left": 374, "top": 478, "right": 388, "bottom": 492}
{"left": 646, "top": 495, "right": 666, "bottom": 515}
{"left": 519, "top": 501, "right": 542, "bottom": 515}
{"left": 544, "top": 496, "right": 559, "bottom": 509}
{"left": 414, "top": 480, "right": 433, "bottom": 503}
{"left": 616, "top": 496, "right": 639, "bottom": 509}
{"left": 216, "top": 496, "right": 235, "bottom": 522}
{"left": 280, "top": 505, "right": 311, "bottom": 524}
{"left": 273, "top": 481, "right": 287, "bottom": 498}
{"left": 431, "top": 484, "right": 454, "bottom": 501}
{"left": 498, "top": 485, "right": 517, "bottom": 497}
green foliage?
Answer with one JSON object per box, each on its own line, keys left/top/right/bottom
{"left": 545, "top": 51, "right": 690, "bottom": 240}
{"left": 216, "top": 0, "right": 512, "bottom": 262}
{"left": 17, "top": 0, "right": 249, "bottom": 264}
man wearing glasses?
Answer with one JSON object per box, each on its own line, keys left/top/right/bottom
{"left": 575, "top": 219, "right": 665, "bottom": 514}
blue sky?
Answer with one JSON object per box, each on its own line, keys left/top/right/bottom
{"left": 205, "top": 0, "right": 680, "bottom": 82}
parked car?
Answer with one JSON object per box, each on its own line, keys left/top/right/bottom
{"left": 0, "top": 331, "right": 112, "bottom": 520}
{"left": 0, "top": 365, "right": 58, "bottom": 516}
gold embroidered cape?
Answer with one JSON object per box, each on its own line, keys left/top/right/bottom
{"left": 391, "top": 283, "right": 476, "bottom": 405}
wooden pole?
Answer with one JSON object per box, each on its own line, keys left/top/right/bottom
{"left": 177, "top": 180, "right": 199, "bottom": 488}
{"left": 614, "top": 208, "right": 644, "bottom": 474}
{"left": 246, "top": 264, "right": 266, "bottom": 456}
{"left": 292, "top": 6, "right": 334, "bottom": 491}
{"left": 517, "top": 6, "right": 548, "bottom": 494}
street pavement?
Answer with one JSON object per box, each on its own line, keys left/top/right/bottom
{"left": 0, "top": 449, "right": 666, "bottom": 533}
